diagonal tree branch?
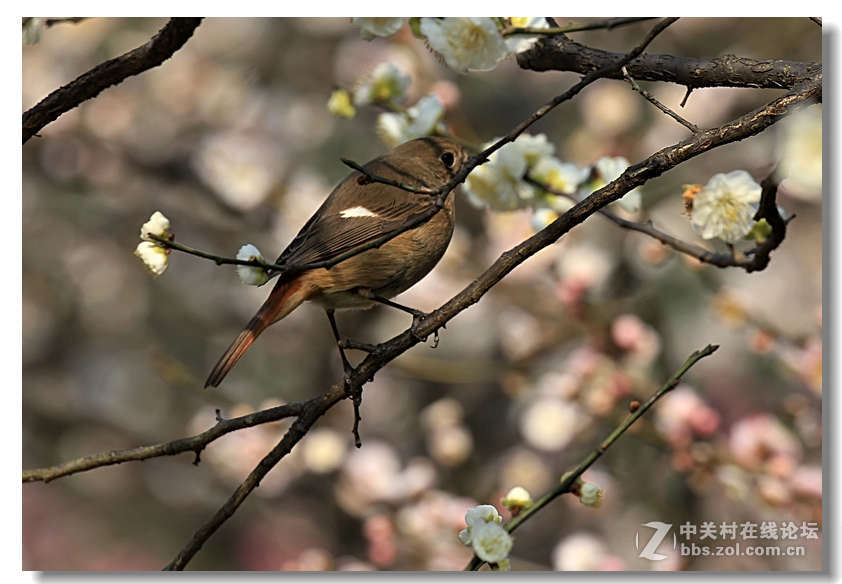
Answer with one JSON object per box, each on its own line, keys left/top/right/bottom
{"left": 163, "top": 386, "right": 346, "bottom": 571}
{"left": 517, "top": 34, "right": 821, "bottom": 90}
{"left": 22, "top": 17, "right": 203, "bottom": 144}
{"left": 466, "top": 344, "right": 720, "bottom": 570}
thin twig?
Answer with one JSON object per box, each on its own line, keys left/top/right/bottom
{"left": 809, "top": 17, "right": 822, "bottom": 26}
{"left": 680, "top": 86, "right": 694, "bottom": 108}
{"left": 339, "top": 158, "right": 438, "bottom": 195}
{"left": 621, "top": 66, "right": 702, "bottom": 133}
{"left": 23, "top": 401, "right": 307, "bottom": 483}
{"left": 22, "top": 17, "right": 202, "bottom": 143}
{"left": 501, "top": 17, "right": 656, "bottom": 36}
{"left": 466, "top": 344, "right": 719, "bottom": 570}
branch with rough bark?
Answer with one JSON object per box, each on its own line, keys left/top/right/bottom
{"left": 22, "top": 17, "right": 202, "bottom": 144}
{"left": 517, "top": 32, "right": 821, "bottom": 90}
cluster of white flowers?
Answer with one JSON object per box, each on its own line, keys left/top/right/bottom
{"left": 464, "top": 134, "right": 642, "bottom": 222}
{"left": 235, "top": 244, "right": 270, "bottom": 286}
{"left": 457, "top": 505, "right": 513, "bottom": 569}
{"left": 376, "top": 94, "right": 444, "bottom": 147}
{"left": 689, "top": 170, "right": 762, "bottom": 243}
{"left": 351, "top": 17, "right": 548, "bottom": 73}
{"left": 134, "top": 211, "right": 171, "bottom": 277}
{"left": 463, "top": 133, "right": 554, "bottom": 211}
{"left": 421, "top": 17, "right": 548, "bottom": 73}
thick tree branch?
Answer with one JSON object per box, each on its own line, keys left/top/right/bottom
{"left": 466, "top": 344, "right": 720, "bottom": 570}
{"left": 22, "top": 17, "right": 202, "bottom": 144}
{"left": 517, "top": 35, "right": 821, "bottom": 90}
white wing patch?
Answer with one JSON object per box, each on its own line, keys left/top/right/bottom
{"left": 339, "top": 206, "right": 379, "bottom": 218}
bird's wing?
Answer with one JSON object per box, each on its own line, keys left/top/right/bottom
{"left": 274, "top": 192, "right": 434, "bottom": 268}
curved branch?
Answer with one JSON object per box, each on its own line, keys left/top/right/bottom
{"left": 22, "top": 400, "right": 306, "bottom": 483}
{"left": 517, "top": 35, "right": 821, "bottom": 90}
{"left": 466, "top": 344, "right": 720, "bottom": 570}
{"left": 22, "top": 17, "right": 203, "bottom": 144}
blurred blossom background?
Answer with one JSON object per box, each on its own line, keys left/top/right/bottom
{"left": 22, "top": 17, "right": 822, "bottom": 570}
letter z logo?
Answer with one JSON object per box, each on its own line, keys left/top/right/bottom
{"left": 635, "top": 521, "right": 676, "bottom": 561}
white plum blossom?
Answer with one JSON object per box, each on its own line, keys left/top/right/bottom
{"left": 504, "top": 17, "right": 550, "bottom": 53}
{"left": 140, "top": 210, "right": 171, "bottom": 241}
{"left": 236, "top": 244, "right": 270, "bottom": 286}
{"left": 376, "top": 94, "right": 444, "bottom": 147}
{"left": 466, "top": 504, "right": 502, "bottom": 527}
{"left": 353, "top": 62, "right": 411, "bottom": 106}
{"left": 352, "top": 17, "right": 405, "bottom": 39}
{"left": 471, "top": 521, "right": 514, "bottom": 564}
{"left": 578, "top": 482, "right": 604, "bottom": 508}
{"left": 589, "top": 156, "right": 642, "bottom": 213}
{"left": 458, "top": 505, "right": 513, "bottom": 564}
{"left": 135, "top": 211, "right": 172, "bottom": 277}
{"left": 690, "top": 170, "right": 762, "bottom": 243}
{"left": 777, "top": 105, "right": 822, "bottom": 200}
{"left": 420, "top": 17, "right": 509, "bottom": 73}
{"left": 530, "top": 156, "right": 589, "bottom": 196}
{"left": 134, "top": 241, "right": 168, "bottom": 277}
{"left": 501, "top": 486, "right": 533, "bottom": 511}
{"left": 464, "top": 133, "right": 554, "bottom": 211}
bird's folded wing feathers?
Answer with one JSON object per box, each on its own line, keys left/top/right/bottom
{"left": 275, "top": 196, "right": 434, "bottom": 268}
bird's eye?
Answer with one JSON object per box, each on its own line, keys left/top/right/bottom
{"left": 440, "top": 151, "right": 455, "bottom": 167}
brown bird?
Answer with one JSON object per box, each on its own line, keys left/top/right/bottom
{"left": 205, "top": 136, "right": 470, "bottom": 387}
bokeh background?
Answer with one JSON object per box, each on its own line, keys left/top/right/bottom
{"left": 22, "top": 17, "right": 822, "bottom": 570}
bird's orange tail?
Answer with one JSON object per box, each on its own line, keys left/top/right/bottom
{"left": 205, "top": 277, "right": 310, "bottom": 388}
